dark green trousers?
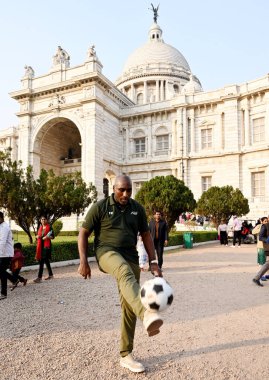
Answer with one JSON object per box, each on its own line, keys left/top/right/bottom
{"left": 97, "top": 250, "right": 145, "bottom": 357}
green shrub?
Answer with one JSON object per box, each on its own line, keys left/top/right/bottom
{"left": 58, "top": 231, "right": 79, "bottom": 236}
{"left": 52, "top": 220, "right": 63, "bottom": 237}
{"left": 20, "top": 230, "right": 217, "bottom": 267}
{"left": 168, "top": 230, "right": 217, "bottom": 246}
{"left": 22, "top": 240, "right": 94, "bottom": 266}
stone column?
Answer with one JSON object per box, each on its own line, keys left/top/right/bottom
{"left": 176, "top": 108, "right": 183, "bottom": 157}
{"left": 182, "top": 107, "right": 187, "bottom": 156}
{"left": 156, "top": 80, "right": 160, "bottom": 101}
{"left": 125, "top": 123, "right": 129, "bottom": 158}
{"left": 214, "top": 113, "right": 223, "bottom": 151}
{"left": 148, "top": 119, "right": 152, "bottom": 157}
{"left": 189, "top": 109, "right": 195, "bottom": 153}
{"left": 172, "top": 119, "right": 177, "bottom": 157}
{"left": 244, "top": 106, "right": 250, "bottom": 146}
{"left": 131, "top": 84, "right": 135, "bottom": 102}
{"left": 264, "top": 92, "right": 269, "bottom": 143}
{"left": 143, "top": 81, "right": 147, "bottom": 104}
{"left": 160, "top": 80, "right": 164, "bottom": 101}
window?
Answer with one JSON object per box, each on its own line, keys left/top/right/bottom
{"left": 137, "top": 93, "right": 143, "bottom": 105}
{"left": 134, "top": 138, "right": 145, "bottom": 154}
{"left": 103, "top": 178, "right": 109, "bottom": 198}
{"left": 252, "top": 171, "right": 265, "bottom": 197}
{"left": 201, "top": 176, "right": 212, "bottom": 192}
{"left": 173, "top": 84, "right": 179, "bottom": 94}
{"left": 135, "top": 182, "right": 142, "bottom": 191}
{"left": 133, "top": 182, "right": 143, "bottom": 195}
{"left": 253, "top": 117, "right": 265, "bottom": 143}
{"left": 201, "top": 128, "right": 212, "bottom": 149}
{"left": 156, "top": 135, "right": 169, "bottom": 151}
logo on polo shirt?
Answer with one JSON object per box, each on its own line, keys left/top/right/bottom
{"left": 131, "top": 211, "right": 138, "bottom": 215}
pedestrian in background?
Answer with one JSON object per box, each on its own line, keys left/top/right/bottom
{"left": 137, "top": 233, "right": 148, "bottom": 271}
{"left": 0, "top": 211, "right": 14, "bottom": 300}
{"left": 253, "top": 216, "right": 269, "bottom": 286}
{"left": 252, "top": 217, "right": 269, "bottom": 282}
{"left": 149, "top": 210, "right": 168, "bottom": 270}
{"left": 10, "top": 242, "right": 27, "bottom": 290}
{"left": 232, "top": 215, "right": 242, "bottom": 248}
{"left": 218, "top": 219, "right": 228, "bottom": 246}
{"left": 33, "top": 216, "right": 54, "bottom": 283}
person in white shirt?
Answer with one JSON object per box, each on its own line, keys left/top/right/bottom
{"left": 232, "top": 215, "right": 242, "bottom": 248}
{"left": 218, "top": 219, "right": 228, "bottom": 246}
{"left": 0, "top": 211, "right": 14, "bottom": 300}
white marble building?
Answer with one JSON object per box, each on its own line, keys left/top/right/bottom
{"left": 1, "top": 16, "right": 269, "bottom": 225}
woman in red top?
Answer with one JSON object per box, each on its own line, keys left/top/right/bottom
{"left": 33, "top": 216, "right": 54, "bottom": 283}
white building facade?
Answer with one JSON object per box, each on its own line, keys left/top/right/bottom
{"left": 1, "top": 18, "right": 269, "bottom": 225}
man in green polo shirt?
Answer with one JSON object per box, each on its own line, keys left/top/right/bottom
{"left": 78, "top": 175, "right": 163, "bottom": 373}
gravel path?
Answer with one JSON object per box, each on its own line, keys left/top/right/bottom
{"left": 1, "top": 242, "right": 269, "bottom": 380}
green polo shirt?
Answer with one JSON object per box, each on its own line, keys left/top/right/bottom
{"left": 82, "top": 194, "right": 149, "bottom": 264}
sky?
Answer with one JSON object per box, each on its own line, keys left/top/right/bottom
{"left": 1, "top": 0, "right": 269, "bottom": 130}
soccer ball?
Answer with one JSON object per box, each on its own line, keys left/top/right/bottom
{"left": 140, "top": 277, "right": 173, "bottom": 312}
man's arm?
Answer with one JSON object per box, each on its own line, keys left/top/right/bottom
{"left": 164, "top": 221, "right": 168, "bottom": 246}
{"left": 141, "top": 230, "right": 162, "bottom": 277}
{"left": 78, "top": 227, "right": 92, "bottom": 279}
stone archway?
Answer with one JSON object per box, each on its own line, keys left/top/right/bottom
{"left": 33, "top": 117, "right": 82, "bottom": 176}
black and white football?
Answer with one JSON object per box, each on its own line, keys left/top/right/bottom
{"left": 140, "top": 277, "right": 173, "bottom": 312}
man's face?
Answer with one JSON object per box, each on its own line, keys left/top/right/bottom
{"left": 154, "top": 212, "right": 161, "bottom": 221}
{"left": 113, "top": 178, "right": 132, "bottom": 206}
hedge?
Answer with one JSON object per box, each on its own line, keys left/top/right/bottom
{"left": 168, "top": 230, "right": 218, "bottom": 246}
{"left": 22, "top": 241, "right": 94, "bottom": 267}
{"left": 20, "top": 230, "right": 217, "bottom": 267}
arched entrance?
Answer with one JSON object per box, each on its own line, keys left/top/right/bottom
{"left": 33, "top": 117, "right": 82, "bottom": 175}
{"left": 103, "top": 170, "right": 116, "bottom": 197}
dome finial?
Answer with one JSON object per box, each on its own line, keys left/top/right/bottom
{"left": 149, "top": 3, "right": 159, "bottom": 23}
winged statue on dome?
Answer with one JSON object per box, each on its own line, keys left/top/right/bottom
{"left": 150, "top": 3, "right": 159, "bottom": 23}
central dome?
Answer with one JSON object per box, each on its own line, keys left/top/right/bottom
{"left": 115, "top": 22, "right": 202, "bottom": 103}
{"left": 116, "top": 23, "right": 191, "bottom": 86}
{"left": 122, "top": 30, "right": 190, "bottom": 74}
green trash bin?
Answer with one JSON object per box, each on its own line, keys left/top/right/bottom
{"left": 183, "top": 232, "right": 193, "bottom": 249}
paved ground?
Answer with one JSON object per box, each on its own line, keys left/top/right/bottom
{"left": 1, "top": 242, "right": 269, "bottom": 380}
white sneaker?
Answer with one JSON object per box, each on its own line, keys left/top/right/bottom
{"left": 232, "top": 246, "right": 235, "bottom": 248}
{"left": 238, "top": 246, "right": 241, "bottom": 248}
{"left": 120, "top": 354, "right": 145, "bottom": 373}
{"left": 143, "top": 309, "right": 163, "bottom": 337}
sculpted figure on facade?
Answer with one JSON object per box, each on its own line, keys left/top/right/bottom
{"left": 74, "top": 108, "right": 84, "bottom": 119}
{"left": 48, "top": 94, "right": 66, "bottom": 108}
{"left": 53, "top": 46, "right": 70, "bottom": 67}
{"left": 87, "top": 45, "right": 96, "bottom": 58}
{"left": 23, "top": 65, "right": 35, "bottom": 79}
{"left": 84, "top": 86, "right": 95, "bottom": 98}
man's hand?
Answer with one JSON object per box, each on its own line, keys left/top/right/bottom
{"left": 150, "top": 263, "right": 163, "bottom": 277}
{"left": 164, "top": 240, "right": 168, "bottom": 246}
{"left": 78, "top": 261, "right": 91, "bottom": 279}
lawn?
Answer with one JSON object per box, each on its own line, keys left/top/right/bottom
{"left": 12, "top": 232, "right": 79, "bottom": 245}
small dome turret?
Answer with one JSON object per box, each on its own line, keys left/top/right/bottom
{"left": 182, "top": 74, "right": 203, "bottom": 94}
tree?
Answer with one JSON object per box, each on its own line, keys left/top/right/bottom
{"left": 195, "top": 185, "right": 250, "bottom": 227}
{"left": 135, "top": 175, "right": 196, "bottom": 231}
{"left": 0, "top": 149, "right": 97, "bottom": 243}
